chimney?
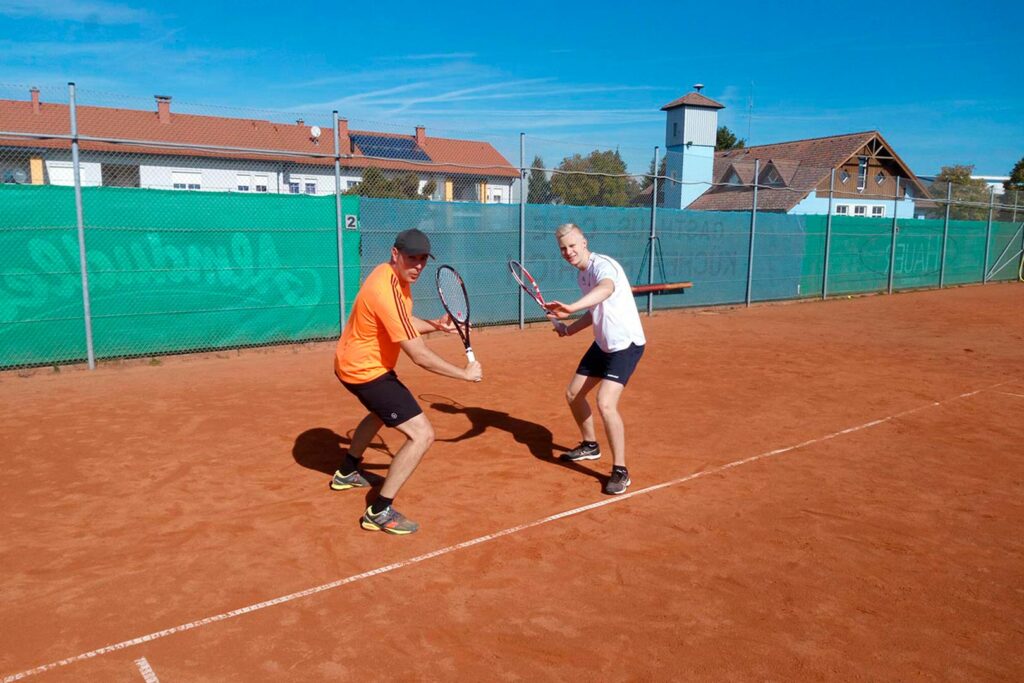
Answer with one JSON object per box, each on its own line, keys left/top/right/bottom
{"left": 338, "top": 118, "right": 350, "bottom": 154}
{"left": 296, "top": 119, "right": 304, "bottom": 126}
{"left": 415, "top": 125, "right": 426, "bottom": 146}
{"left": 30, "top": 87, "right": 40, "bottom": 114}
{"left": 155, "top": 95, "right": 172, "bottom": 124}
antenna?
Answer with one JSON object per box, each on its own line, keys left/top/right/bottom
{"left": 693, "top": 83, "right": 704, "bottom": 93}
{"left": 747, "top": 81, "right": 754, "bottom": 143}
{"left": 309, "top": 125, "right": 322, "bottom": 140}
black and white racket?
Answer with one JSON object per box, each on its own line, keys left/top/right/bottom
{"left": 435, "top": 265, "right": 475, "bottom": 363}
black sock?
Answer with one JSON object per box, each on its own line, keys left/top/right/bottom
{"left": 370, "top": 496, "right": 393, "bottom": 515}
{"left": 338, "top": 453, "right": 362, "bottom": 476}
{"left": 612, "top": 465, "right": 628, "bottom": 476}
{"left": 584, "top": 440, "right": 599, "bottom": 449}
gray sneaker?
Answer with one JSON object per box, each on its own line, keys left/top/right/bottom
{"left": 330, "top": 469, "right": 370, "bottom": 491}
{"left": 360, "top": 506, "right": 419, "bottom": 535}
{"left": 560, "top": 441, "right": 601, "bottom": 462}
{"left": 604, "top": 469, "right": 631, "bottom": 495}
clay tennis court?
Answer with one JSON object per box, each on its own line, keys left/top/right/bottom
{"left": 2, "top": 283, "right": 1022, "bottom": 681}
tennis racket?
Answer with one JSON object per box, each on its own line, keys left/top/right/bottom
{"left": 508, "top": 260, "right": 560, "bottom": 330}
{"left": 435, "top": 265, "right": 475, "bottom": 363}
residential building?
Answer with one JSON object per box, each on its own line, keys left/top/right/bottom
{"left": 658, "top": 87, "right": 929, "bottom": 217}
{"left": 0, "top": 88, "right": 518, "bottom": 203}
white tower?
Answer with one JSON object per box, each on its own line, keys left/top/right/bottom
{"left": 661, "top": 85, "right": 724, "bottom": 209}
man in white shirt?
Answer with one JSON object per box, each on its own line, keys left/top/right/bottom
{"left": 544, "top": 223, "right": 647, "bottom": 495}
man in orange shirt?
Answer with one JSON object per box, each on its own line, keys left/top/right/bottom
{"left": 332, "top": 228, "right": 482, "bottom": 535}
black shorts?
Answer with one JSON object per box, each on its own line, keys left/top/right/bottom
{"left": 576, "top": 342, "right": 645, "bottom": 386}
{"left": 340, "top": 370, "right": 423, "bottom": 428}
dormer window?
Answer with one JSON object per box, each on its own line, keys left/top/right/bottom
{"left": 762, "top": 166, "right": 783, "bottom": 187}
{"left": 726, "top": 170, "right": 742, "bottom": 186}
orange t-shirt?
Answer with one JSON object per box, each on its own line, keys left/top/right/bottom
{"left": 334, "top": 263, "right": 419, "bottom": 384}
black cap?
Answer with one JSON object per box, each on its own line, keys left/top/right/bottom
{"left": 394, "top": 228, "right": 434, "bottom": 258}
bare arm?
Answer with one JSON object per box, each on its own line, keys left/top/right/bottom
{"left": 399, "top": 336, "right": 482, "bottom": 381}
{"left": 544, "top": 278, "right": 614, "bottom": 319}
{"left": 412, "top": 314, "right": 456, "bottom": 335}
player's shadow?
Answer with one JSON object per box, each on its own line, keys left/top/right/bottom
{"left": 291, "top": 428, "right": 391, "bottom": 482}
{"left": 426, "top": 397, "right": 603, "bottom": 482}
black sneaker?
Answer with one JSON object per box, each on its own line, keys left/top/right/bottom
{"left": 604, "top": 469, "right": 631, "bottom": 495}
{"left": 560, "top": 441, "right": 601, "bottom": 462}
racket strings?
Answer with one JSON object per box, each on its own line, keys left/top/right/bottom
{"left": 437, "top": 270, "right": 469, "bottom": 323}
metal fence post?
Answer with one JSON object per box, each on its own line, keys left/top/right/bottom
{"left": 68, "top": 82, "right": 96, "bottom": 370}
{"left": 1013, "top": 190, "right": 1018, "bottom": 223}
{"left": 887, "top": 176, "right": 901, "bottom": 294}
{"left": 822, "top": 168, "right": 835, "bottom": 299}
{"left": 939, "top": 182, "right": 952, "bottom": 288}
{"left": 745, "top": 159, "right": 760, "bottom": 306}
{"left": 647, "top": 145, "right": 659, "bottom": 316}
{"left": 332, "top": 111, "right": 346, "bottom": 331}
{"left": 982, "top": 186, "right": 994, "bottom": 283}
{"left": 518, "top": 132, "right": 526, "bottom": 329}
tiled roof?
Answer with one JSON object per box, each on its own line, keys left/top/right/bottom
{"left": 660, "top": 92, "right": 725, "bottom": 111}
{"left": 688, "top": 131, "right": 927, "bottom": 211}
{"left": 0, "top": 97, "right": 518, "bottom": 178}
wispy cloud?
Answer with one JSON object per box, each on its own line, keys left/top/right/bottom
{"left": 399, "top": 52, "right": 477, "bottom": 61}
{"left": 0, "top": 0, "right": 149, "bottom": 25}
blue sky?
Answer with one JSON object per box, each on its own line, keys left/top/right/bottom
{"left": 1, "top": 0, "right": 1021, "bottom": 177}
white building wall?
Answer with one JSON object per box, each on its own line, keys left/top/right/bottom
{"left": 683, "top": 108, "right": 718, "bottom": 147}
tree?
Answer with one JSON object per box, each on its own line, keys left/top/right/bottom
{"left": 930, "top": 165, "right": 990, "bottom": 221}
{"left": 345, "top": 167, "right": 434, "bottom": 200}
{"left": 640, "top": 153, "right": 668, "bottom": 190}
{"left": 1005, "top": 156, "right": 1024, "bottom": 198}
{"left": 716, "top": 125, "right": 745, "bottom": 151}
{"left": 549, "top": 149, "right": 638, "bottom": 207}
{"left": 527, "top": 155, "right": 552, "bottom": 204}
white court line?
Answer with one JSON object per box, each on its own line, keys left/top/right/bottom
{"left": 134, "top": 657, "right": 159, "bottom": 683}
{"left": 1, "top": 380, "right": 1011, "bottom": 683}
{"left": 995, "top": 391, "right": 1024, "bottom": 399}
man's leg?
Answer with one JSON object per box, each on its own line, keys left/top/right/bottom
{"left": 331, "top": 413, "right": 385, "bottom": 490}
{"left": 595, "top": 380, "right": 626, "bottom": 467}
{"left": 379, "top": 412, "right": 434, "bottom": 499}
{"left": 566, "top": 373, "right": 601, "bottom": 441}
{"left": 349, "top": 412, "right": 384, "bottom": 459}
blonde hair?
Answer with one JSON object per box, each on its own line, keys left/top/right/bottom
{"left": 554, "top": 223, "right": 584, "bottom": 239}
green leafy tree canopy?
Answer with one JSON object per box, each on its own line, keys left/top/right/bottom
{"left": 345, "top": 167, "right": 435, "bottom": 200}
{"left": 716, "top": 126, "right": 746, "bottom": 151}
{"left": 549, "top": 150, "right": 638, "bottom": 207}
{"left": 931, "top": 165, "right": 990, "bottom": 221}
{"left": 1005, "top": 156, "right": 1024, "bottom": 196}
{"left": 527, "top": 155, "right": 552, "bottom": 204}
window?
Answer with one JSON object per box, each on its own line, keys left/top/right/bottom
{"left": 171, "top": 171, "right": 201, "bottom": 191}
{"left": 853, "top": 205, "right": 867, "bottom": 216}
{"left": 288, "top": 182, "right": 300, "bottom": 194}
{"left": 726, "top": 171, "right": 742, "bottom": 186}
{"left": 875, "top": 171, "right": 885, "bottom": 186}
{"left": 304, "top": 182, "right": 316, "bottom": 195}
{"left": 871, "top": 205, "right": 885, "bottom": 217}
{"left": 673, "top": 122, "right": 678, "bottom": 139}
{"left": 762, "top": 166, "right": 783, "bottom": 187}
{"left": 840, "top": 170, "right": 850, "bottom": 184}
{"left": 254, "top": 175, "right": 268, "bottom": 192}
{"left": 346, "top": 180, "right": 359, "bottom": 190}
{"left": 236, "top": 174, "right": 251, "bottom": 192}
{"left": 857, "top": 157, "right": 868, "bottom": 192}
{"left": 835, "top": 204, "right": 850, "bottom": 215}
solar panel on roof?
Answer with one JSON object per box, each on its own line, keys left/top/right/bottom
{"left": 350, "top": 134, "right": 431, "bottom": 162}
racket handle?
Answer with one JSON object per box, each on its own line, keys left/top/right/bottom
{"left": 465, "top": 347, "right": 476, "bottom": 364}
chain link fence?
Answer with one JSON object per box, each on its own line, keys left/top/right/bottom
{"left": 2, "top": 82, "right": 1021, "bottom": 370}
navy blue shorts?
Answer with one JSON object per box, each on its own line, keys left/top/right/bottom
{"left": 341, "top": 370, "right": 423, "bottom": 428}
{"left": 575, "top": 342, "right": 645, "bottom": 386}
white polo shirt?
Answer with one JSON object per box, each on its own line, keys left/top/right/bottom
{"left": 578, "top": 253, "right": 646, "bottom": 353}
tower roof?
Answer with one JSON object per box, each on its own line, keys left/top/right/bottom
{"left": 660, "top": 92, "right": 725, "bottom": 111}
